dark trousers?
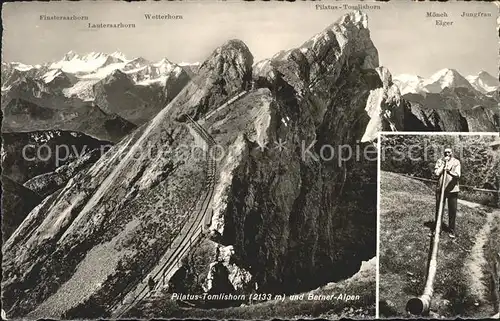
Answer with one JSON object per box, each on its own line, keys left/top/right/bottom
{"left": 435, "top": 191, "right": 458, "bottom": 233}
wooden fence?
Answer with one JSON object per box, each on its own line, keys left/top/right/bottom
{"left": 401, "top": 174, "right": 499, "bottom": 193}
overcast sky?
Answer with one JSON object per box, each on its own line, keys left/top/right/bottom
{"left": 2, "top": 0, "right": 497, "bottom": 78}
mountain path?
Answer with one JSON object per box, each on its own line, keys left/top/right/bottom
{"left": 462, "top": 207, "right": 500, "bottom": 316}
{"left": 458, "top": 198, "right": 483, "bottom": 209}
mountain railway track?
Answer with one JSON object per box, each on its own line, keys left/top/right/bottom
{"left": 109, "top": 89, "right": 249, "bottom": 317}
{"left": 110, "top": 112, "right": 218, "bottom": 318}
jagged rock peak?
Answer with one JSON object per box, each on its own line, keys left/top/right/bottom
{"left": 186, "top": 38, "right": 254, "bottom": 99}
{"left": 339, "top": 9, "right": 369, "bottom": 28}
{"left": 154, "top": 57, "right": 173, "bottom": 66}
{"left": 95, "top": 69, "right": 132, "bottom": 88}
{"left": 423, "top": 68, "right": 474, "bottom": 93}
{"left": 199, "top": 39, "right": 254, "bottom": 75}
{"left": 110, "top": 51, "right": 128, "bottom": 61}
{"left": 254, "top": 10, "right": 379, "bottom": 95}
{"left": 301, "top": 10, "right": 378, "bottom": 69}
{"left": 465, "top": 71, "right": 499, "bottom": 94}
{"left": 221, "top": 39, "right": 250, "bottom": 49}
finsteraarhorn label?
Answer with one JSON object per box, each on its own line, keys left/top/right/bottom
{"left": 39, "top": 14, "right": 89, "bottom": 20}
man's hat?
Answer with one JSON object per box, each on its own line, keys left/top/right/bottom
{"left": 444, "top": 148, "right": 452, "bottom": 153}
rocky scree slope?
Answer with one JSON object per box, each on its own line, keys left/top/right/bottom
{"left": 3, "top": 11, "right": 406, "bottom": 318}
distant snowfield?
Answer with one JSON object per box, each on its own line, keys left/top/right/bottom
{"left": 10, "top": 62, "right": 36, "bottom": 71}
{"left": 50, "top": 52, "right": 121, "bottom": 74}
{"left": 77, "top": 63, "right": 127, "bottom": 80}
{"left": 42, "top": 69, "right": 64, "bottom": 83}
{"left": 9, "top": 51, "right": 182, "bottom": 83}
{"left": 393, "top": 69, "right": 499, "bottom": 95}
{"left": 177, "top": 61, "right": 200, "bottom": 67}
{"left": 6, "top": 51, "right": 187, "bottom": 99}
{"left": 62, "top": 79, "right": 100, "bottom": 101}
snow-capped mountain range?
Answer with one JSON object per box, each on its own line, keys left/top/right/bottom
{"left": 393, "top": 68, "right": 499, "bottom": 96}
{"left": 2, "top": 51, "right": 199, "bottom": 101}
{"left": 1, "top": 52, "right": 195, "bottom": 140}
{"left": 4, "top": 51, "right": 496, "bottom": 100}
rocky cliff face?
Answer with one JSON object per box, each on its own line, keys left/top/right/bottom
{"left": 207, "top": 11, "right": 380, "bottom": 293}
{"left": 170, "top": 39, "right": 253, "bottom": 121}
{"left": 24, "top": 148, "right": 108, "bottom": 198}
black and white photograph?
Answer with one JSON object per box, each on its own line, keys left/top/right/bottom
{"left": 1, "top": 0, "right": 498, "bottom": 319}
{"left": 378, "top": 133, "right": 500, "bottom": 318}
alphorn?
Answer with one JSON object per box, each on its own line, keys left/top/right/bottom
{"left": 406, "top": 160, "right": 448, "bottom": 315}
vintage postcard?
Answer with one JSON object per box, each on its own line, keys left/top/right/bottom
{"left": 1, "top": 0, "right": 498, "bottom": 319}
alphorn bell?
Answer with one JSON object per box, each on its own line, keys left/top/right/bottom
{"left": 406, "top": 160, "right": 448, "bottom": 315}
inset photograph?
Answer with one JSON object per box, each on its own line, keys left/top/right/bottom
{"left": 378, "top": 133, "right": 500, "bottom": 319}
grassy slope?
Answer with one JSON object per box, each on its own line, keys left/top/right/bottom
{"left": 127, "top": 258, "right": 375, "bottom": 319}
{"left": 379, "top": 171, "right": 499, "bottom": 318}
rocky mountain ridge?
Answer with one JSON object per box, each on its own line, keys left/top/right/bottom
{"left": 1, "top": 176, "right": 43, "bottom": 242}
